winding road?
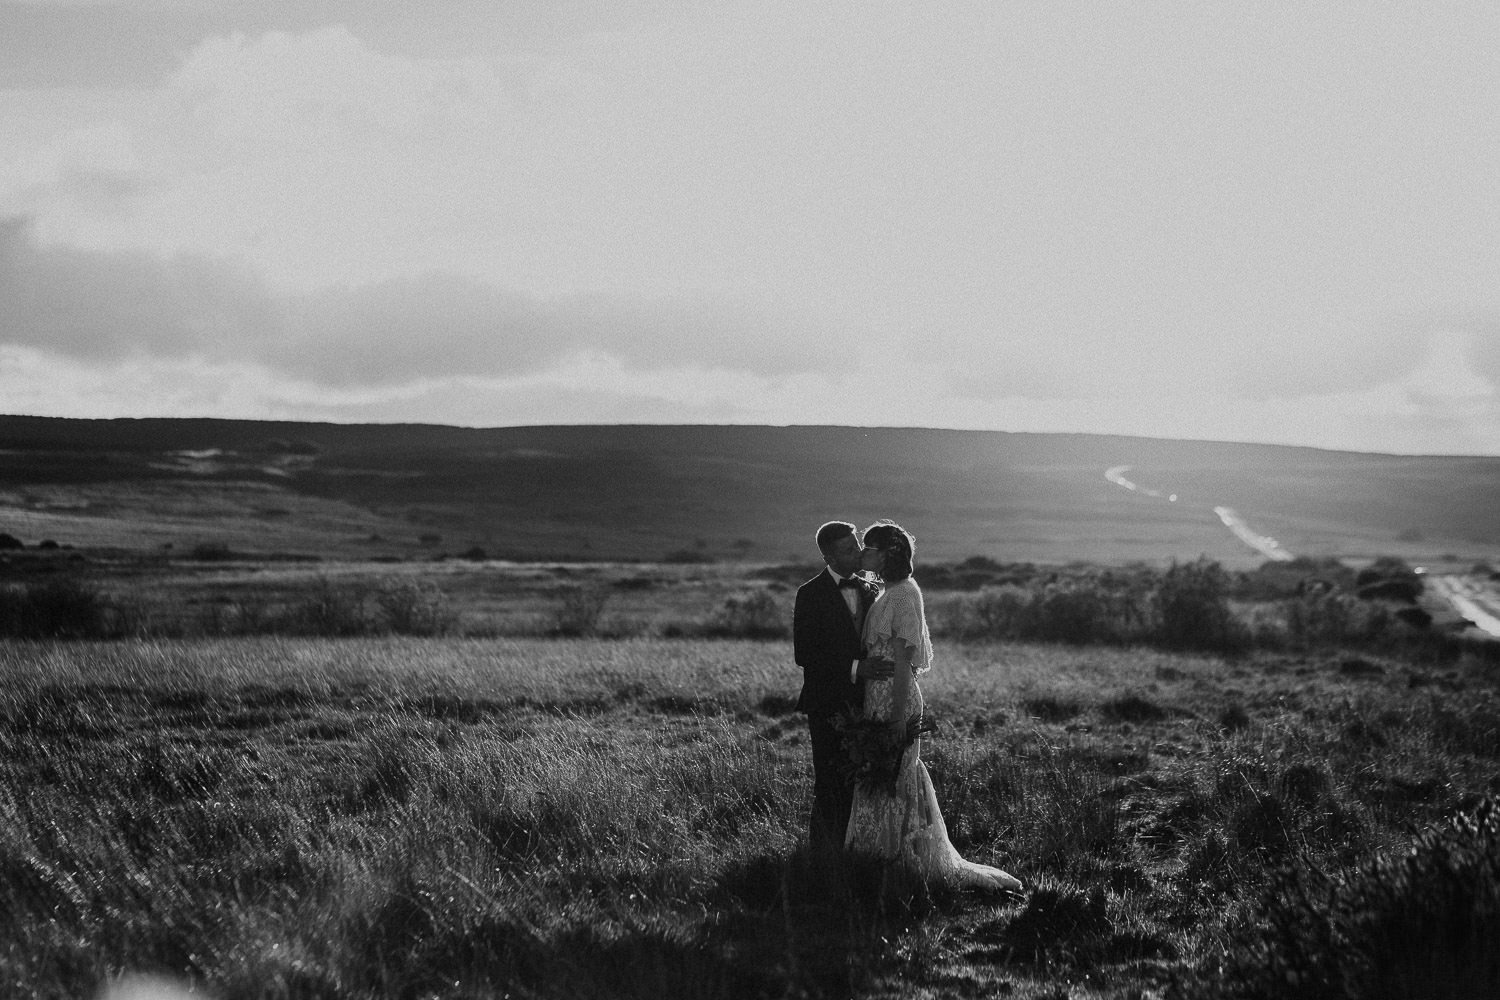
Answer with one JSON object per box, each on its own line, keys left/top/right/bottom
{"left": 1104, "top": 465, "right": 1500, "bottom": 638}
{"left": 1425, "top": 574, "right": 1500, "bottom": 637}
{"left": 1106, "top": 464, "right": 1290, "bottom": 561}
{"left": 1210, "top": 506, "right": 1294, "bottom": 562}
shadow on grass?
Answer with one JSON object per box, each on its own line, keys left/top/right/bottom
{"left": 325, "top": 852, "right": 902, "bottom": 1000}
{"left": 706, "top": 849, "right": 896, "bottom": 998}
{"left": 703, "top": 848, "right": 1026, "bottom": 998}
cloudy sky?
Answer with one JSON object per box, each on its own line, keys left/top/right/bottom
{"left": 3, "top": 1, "right": 1499, "bottom": 454}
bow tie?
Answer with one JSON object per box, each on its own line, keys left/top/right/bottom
{"left": 837, "top": 576, "right": 864, "bottom": 589}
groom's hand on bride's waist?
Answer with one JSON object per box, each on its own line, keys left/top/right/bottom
{"left": 856, "top": 656, "right": 895, "bottom": 682}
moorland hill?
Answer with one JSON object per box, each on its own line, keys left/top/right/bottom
{"left": 1, "top": 416, "right": 1497, "bottom": 566}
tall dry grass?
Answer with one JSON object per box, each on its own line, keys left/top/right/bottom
{"left": 2, "top": 636, "right": 1497, "bottom": 998}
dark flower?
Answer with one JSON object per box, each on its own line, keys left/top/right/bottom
{"left": 833, "top": 709, "right": 939, "bottom": 795}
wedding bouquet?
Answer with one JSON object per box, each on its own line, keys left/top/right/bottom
{"left": 833, "top": 710, "right": 939, "bottom": 795}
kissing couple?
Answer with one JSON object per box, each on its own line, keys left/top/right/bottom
{"left": 793, "top": 519, "right": 1022, "bottom": 893}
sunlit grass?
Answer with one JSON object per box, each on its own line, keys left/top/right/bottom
{"left": 3, "top": 637, "right": 1497, "bottom": 998}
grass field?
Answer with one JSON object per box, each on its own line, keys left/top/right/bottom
{"left": 4, "top": 631, "right": 1498, "bottom": 999}
{"left": 3, "top": 417, "right": 1499, "bottom": 996}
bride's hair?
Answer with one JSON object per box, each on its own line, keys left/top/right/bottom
{"left": 863, "top": 520, "right": 914, "bottom": 582}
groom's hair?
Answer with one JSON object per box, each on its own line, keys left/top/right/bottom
{"left": 815, "top": 520, "right": 857, "bottom": 555}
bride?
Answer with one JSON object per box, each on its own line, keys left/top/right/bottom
{"left": 845, "top": 520, "right": 1023, "bottom": 893}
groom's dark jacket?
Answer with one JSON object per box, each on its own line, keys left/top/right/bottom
{"left": 793, "top": 569, "right": 879, "bottom": 715}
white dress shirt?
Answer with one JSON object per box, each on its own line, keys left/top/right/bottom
{"left": 829, "top": 568, "right": 861, "bottom": 617}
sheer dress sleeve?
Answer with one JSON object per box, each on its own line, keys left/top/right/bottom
{"left": 875, "top": 580, "right": 933, "bottom": 674}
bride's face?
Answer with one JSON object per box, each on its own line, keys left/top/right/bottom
{"left": 859, "top": 546, "right": 886, "bottom": 574}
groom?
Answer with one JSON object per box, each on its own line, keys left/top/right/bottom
{"left": 793, "top": 520, "right": 891, "bottom": 855}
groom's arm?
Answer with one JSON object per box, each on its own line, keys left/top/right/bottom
{"left": 792, "top": 584, "right": 825, "bottom": 668}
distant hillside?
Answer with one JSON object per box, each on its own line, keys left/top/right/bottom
{"left": 1, "top": 416, "right": 1497, "bottom": 566}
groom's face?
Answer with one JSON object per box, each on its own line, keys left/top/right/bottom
{"left": 824, "top": 533, "right": 863, "bottom": 577}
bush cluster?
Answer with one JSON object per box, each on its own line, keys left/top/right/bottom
{"left": 2, "top": 553, "right": 1483, "bottom": 652}
{"left": 1153, "top": 558, "right": 1245, "bottom": 651}
{"left": 1217, "top": 797, "right": 1500, "bottom": 999}
{"left": 938, "top": 558, "right": 1245, "bottom": 652}
{"left": 1355, "top": 556, "right": 1425, "bottom": 603}
{"left": 550, "top": 585, "right": 609, "bottom": 637}
{"left": 1282, "top": 586, "right": 1394, "bottom": 647}
{"left": 0, "top": 575, "right": 459, "bottom": 639}
{"left": 933, "top": 554, "right": 1474, "bottom": 654}
{"left": 918, "top": 555, "right": 1040, "bottom": 592}
{"left": 703, "top": 590, "right": 787, "bottom": 639}
{"left": 0, "top": 576, "right": 112, "bottom": 638}
{"left": 246, "top": 578, "right": 457, "bottom": 637}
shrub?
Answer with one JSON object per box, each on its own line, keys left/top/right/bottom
{"left": 1216, "top": 797, "right": 1500, "bottom": 999}
{"left": 1393, "top": 606, "right": 1432, "bottom": 630}
{"left": 705, "top": 590, "right": 787, "bottom": 639}
{"left": 375, "top": 578, "right": 456, "bottom": 636}
{"left": 1151, "top": 558, "right": 1245, "bottom": 652}
{"left": 1030, "top": 579, "right": 1129, "bottom": 644}
{"left": 1355, "top": 557, "right": 1424, "bottom": 599}
{"left": 1357, "top": 579, "right": 1422, "bottom": 603}
{"left": 941, "top": 584, "right": 1030, "bottom": 639}
{"left": 552, "top": 585, "right": 608, "bottom": 636}
{"left": 0, "top": 576, "right": 111, "bottom": 638}
{"left": 286, "top": 578, "right": 375, "bottom": 636}
{"left": 219, "top": 597, "right": 275, "bottom": 636}
{"left": 1232, "top": 557, "right": 1354, "bottom": 601}
{"left": 938, "top": 575, "right": 1146, "bottom": 643}
{"left": 1285, "top": 588, "right": 1392, "bottom": 648}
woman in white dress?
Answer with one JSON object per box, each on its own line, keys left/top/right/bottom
{"left": 845, "top": 521, "right": 1022, "bottom": 893}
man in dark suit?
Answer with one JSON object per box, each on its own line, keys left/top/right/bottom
{"left": 793, "top": 520, "right": 891, "bottom": 854}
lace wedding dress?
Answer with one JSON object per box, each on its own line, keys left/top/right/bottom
{"left": 845, "top": 578, "right": 1022, "bottom": 892}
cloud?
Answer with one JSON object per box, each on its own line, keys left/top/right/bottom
{"left": 5, "top": 11, "right": 1500, "bottom": 455}
{"left": 0, "top": 200, "right": 1479, "bottom": 428}
{"left": 0, "top": 342, "right": 838, "bottom": 430}
{"left": 0, "top": 215, "right": 276, "bottom": 360}
{"left": 3, "top": 25, "right": 522, "bottom": 290}
{"left": 1465, "top": 322, "right": 1500, "bottom": 390}
{"left": 0, "top": 215, "right": 823, "bottom": 385}
{"left": 941, "top": 319, "right": 1423, "bottom": 405}
{"left": 280, "top": 275, "right": 807, "bottom": 386}
{"left": 165, "top": 23, "right": 512, "bottom": 146}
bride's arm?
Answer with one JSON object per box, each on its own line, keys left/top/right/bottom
{"left": 889, "top": 637, "right": 914, "bottom": 734}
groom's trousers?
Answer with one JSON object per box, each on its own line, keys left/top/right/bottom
{"left": 808, "top": 711, "right": 853, "bottom": 854}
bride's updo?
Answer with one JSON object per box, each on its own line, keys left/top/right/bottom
{"left": 863, "top": 520, "right": 915, "bottom": 583}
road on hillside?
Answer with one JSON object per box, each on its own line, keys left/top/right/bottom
{"left": 1211, "top": 506, "right": 1294, "bottom": 562}
{"left": 1425, "top": 574, "right": 1500, "bottom": 638}
{"left": 1105, "top": 465, "right": 1291, "bottom": 560}
{"left": 1105, "top": 465, "right": 1500, "bottom": 639}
